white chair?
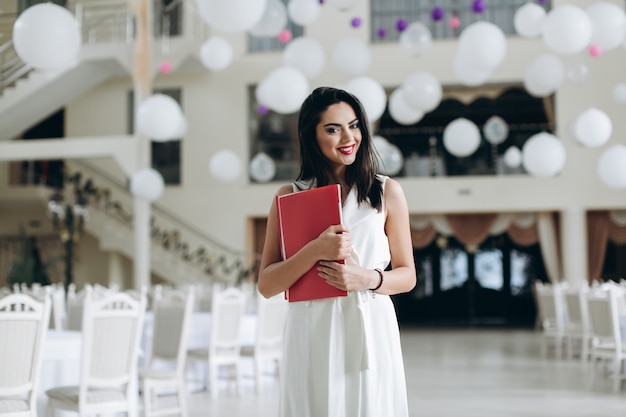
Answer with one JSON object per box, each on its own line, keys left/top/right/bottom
{"left": 563, "top": 283, "right": 592, "bottom": 363}
{"left": 586, "top": 288, "right": 626, "bottom": 392}
{"left": 140, "top": 287, "right": 195, "bottom": 417}
{"left": 64, "top": 285, "right": 87, "bottom": 331}
{"left": 45, "top": 286, "right": 147, "bottom": 417}
{"left": 240, "top": 293, "right": 288, "bottom": 394}
{"left": 534, "top": 281, "right": 567, "bottom": 359}
{"left": 187, "top": 286, "right": 246, "bottom": 398}
{"left": 0, "top": 293, "right": 51, "bottom": 417}
{"left": 49, "top": 284, "right": 67, "bottom": 331}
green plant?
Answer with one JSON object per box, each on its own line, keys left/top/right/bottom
{"left": 6, "top": 226, "right": 62, "bottom": 287}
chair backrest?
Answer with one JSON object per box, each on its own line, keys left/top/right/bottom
{"left": 148, "top": 287, "right": 195, "bottom": 375}
{"left": 254, "top": 293, "right": 288, "bottom": 355}
{"left": 79, "top": 286, "right": 146, "bottom": 408}
{"left": 564, "top": 283, "right": 590, "bottom": 332}
{"left": 586, "top": 289, "right": 622, "bottom": 351}
{"left": 535, "top": 282, "right": 566, "bottom": 331}
{"left": 0, "top": 293, "right": 51, "bottom": 409}
{"left": 210, "top": 286, "right": 246, "bottom": 359}
{"left": 66, "top": 285, "right": 89, "bottom": 331}
{"left": 49, "top": 284, "right": 67, "bottom": 330}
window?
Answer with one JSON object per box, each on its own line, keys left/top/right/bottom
{"left": 248, "top": 85, "right": 554, "bottom": 182}
{"left": 440, "top": 247, "right": 468, "bottom": 291}
{"left": 474, "top": 249, "right": 503, "bottom": 291}
{"left": 247, "top": 0, "right": 304, "bottom": 53}
{"left": 128, "top": 88, "right": 182, "bottom": 185}
{"left": 370, "top": 0, "right": 551, "bottom": 43}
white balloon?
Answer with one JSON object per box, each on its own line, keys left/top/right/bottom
{"left": 612, "top": 83, "right": 626, "bottom": 104}
{"left": 344, "top": 76, "right": 387, "bottom": 123}
{"left": 523, "top": 53, "right": 564, "bottom": 97}
{"left": 399, "top": 21, "right": 432, "bottom": 57}
{"left": 172, "top": 116, "right": 188, "bottom": 139}
{"left": 453, "top": 54, "right": 492, "bottom": 87}
{"left": 332, "top": 37, "right": 371, "bottom": 77}
{"left": 130, "top": 168, "right": 165, "bottom": 202}
{"left": 586, "top": 1, "right": 626, "bottom": 52}
{"left": 195, "top": 0, "right": 267, "bottom": 33}
{"left": 373, "top": 135, "right": 390, "bottom": 151}
{"left": 12, "top": 3, "right": 81, "bottom": 71}
{"left": 483, "top": 116, "right": 509, "bottom": 145}
{"left": 209, "top": 149, "right": 242, "bottom": 182}
{"left": 137, "top": 94, "right": 185, "bottom": 141}
{"left": 503, "top": 146, "right": 522, "bottom": 168}
{"left": 282, "top": 36, "right": 325, "bottom": 80}
{"left": 401, "top": 71, "right": 442, "bottom": 112}
{"left": 573, "top": 107, "right": 612, "bottom": 148}
{"left": 457, "top": 21, "right": 507, "bottom": 70}
{"left": 542, "top": 5, "right": 592, "bottom": 55}
{"left": 373, "top": 136, "right": 402, "bottom": 175}
{"left": 249, "top": 152, "right": 276, "bottom": 182}
{"left": 287, "top": 0, "right": 320, "bottom": 26}
{"left": 257, "top": 66, "right": 310, "bottom": 114}
{"left": 522, "top": 132, "right": 566, "bottom": 177}
{"left": 443, "top": 118, "right": 481, "bottom": 158}
{"left": 327, "top": 0, "right": 359, "bottom": 11}
{"left": 598, "top": 145, "right": 626, "bottom": 189}
{"left": 388, "top": 88, "right": 424, "bottom": 126}
{"left": 514, "top": 2, "right": 546, "bottom": 38}
{"left": 249, "top": 0, "right": 287, "bottom": 38}
{"left": 199, "top": 36, "right": 234, "bottom": 71}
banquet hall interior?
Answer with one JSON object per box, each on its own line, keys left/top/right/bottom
{"left": 2, "top": 0, "right": 626, "bottom": 416}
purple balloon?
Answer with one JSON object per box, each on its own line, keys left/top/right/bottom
{"left": 472, "top": 0, "right": 485, "bottom": 13}
{"left": 431, "top": 7, "right": 445, "bottom": 21}
{"left": 257, "top": 105, "right": 269, "bottom": 115}
{"left": 351, "top": 17, "right": 362, "bottom": 28}
{"left": 396, "top": 18, "right": 408, "bottom": 32}
{"left": 376, "top": 27, "right": 387, "bottom": 38}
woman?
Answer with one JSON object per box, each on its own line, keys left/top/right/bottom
{"left": 258, "top": 87, "right": 416, "bottom": 417}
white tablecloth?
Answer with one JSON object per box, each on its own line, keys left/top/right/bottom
{"left": 39, "top": 330, "right": 82, "bottom": 417}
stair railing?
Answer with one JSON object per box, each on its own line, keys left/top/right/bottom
{"left": 65, "top": 159, "right": 258, "bottom": 287}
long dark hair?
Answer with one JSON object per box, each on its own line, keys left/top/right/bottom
{"left": 296, "top": 86, "right": 383, "bottom": 211}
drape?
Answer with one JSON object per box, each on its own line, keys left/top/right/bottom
{"left": 507, "top": 221, "right": 539, "bottom": 246}
{"left": 445, "top": 213, "right": 498, "bottom": 246}
{"left": 410, "top": 224, "right": 438, "bottom": 249}
{"left": 537, "top": 212, "right": 561, "bottom": 284}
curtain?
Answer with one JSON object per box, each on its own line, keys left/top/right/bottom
{"left": 410, "top": 224, "right": 438, "bottom": 249}
{"left": 537, "top": 212, "right": 561, "bottom": 284}
{"left": 445, "top": 213, "right": 498, "bottom": 246}
{"left": 587, "top": 211, "right": 610, "bottom": 283}
{"left": 507, "top": 221, "right": 539, "bottom": 246}
{"left": 609, "top": 219, "right": 626, "bottom": 245}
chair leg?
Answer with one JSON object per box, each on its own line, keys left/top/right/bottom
{"left": 178, "top": 377, "right": 189, "bottom": 417}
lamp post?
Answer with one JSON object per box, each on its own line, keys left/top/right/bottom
{"left": 47, "top": 179, "right": 88, "bottom": 289}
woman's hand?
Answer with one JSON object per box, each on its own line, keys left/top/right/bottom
{"left": 311, "top": 224, "right": 353, "bottom": 262}
{"left": 317, "top": 260, "right": 378, "bottom": 292}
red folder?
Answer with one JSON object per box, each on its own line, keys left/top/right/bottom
{"left": 276, "top": 184, "right": 348, "bottom": 302}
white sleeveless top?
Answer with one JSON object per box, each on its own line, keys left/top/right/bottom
{"left": 279, "top": 175, "right": 409, "bottom": 417}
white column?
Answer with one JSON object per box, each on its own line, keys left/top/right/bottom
{"left": 133, "top": 199, "right": 151, "bottom": 289}
{"left": 108, "top": 251, "right": 126, "bottom": 289}
{"left": 560, "top": 207, "right": 588, "bottom": 284}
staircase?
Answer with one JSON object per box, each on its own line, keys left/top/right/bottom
{"left": 0, "top": 0, "right": 207, "bottom": 140}
{"left": 0, "top": 1, "right": 252, "bottom": 288}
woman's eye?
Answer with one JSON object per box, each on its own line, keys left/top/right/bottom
{"left": 327, "top": 127, "right": 339, "bottom": 134}
{"left": 350, "top": 123, "right": 359, "bottom": 129}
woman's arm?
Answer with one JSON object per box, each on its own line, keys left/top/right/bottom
{"left": 378, "top": 178, "right": 417, "bottom": 295}
{"left": 257, "top": 185, "right": 352, "bottom": 299}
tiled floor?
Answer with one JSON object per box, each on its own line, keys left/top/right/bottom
{"left": 185, "top": 328, "right": 626, "bottom": 417}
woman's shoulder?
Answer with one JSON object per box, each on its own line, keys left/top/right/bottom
{"left": 275, "top": 184, "right": 294, "bottom": 197}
